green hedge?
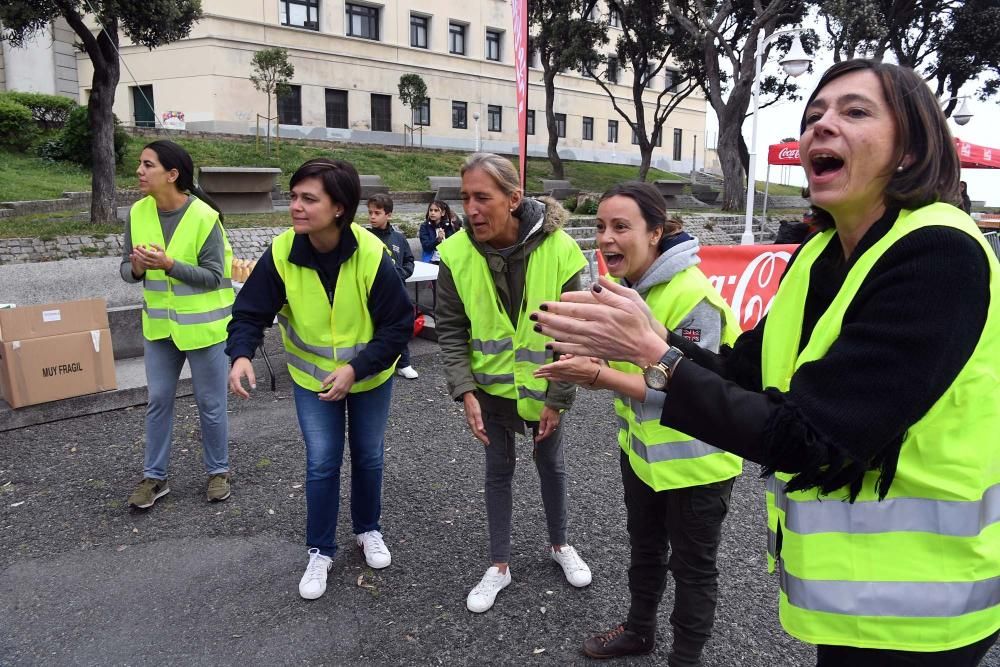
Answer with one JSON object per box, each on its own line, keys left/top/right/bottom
{"left": 0, "top": 98, "right": 38, "bottom": 152}
{"left": 0, "top": 91, "right": 77, "bottom": 129}
{"left": 56, "top": 105, "right": 129, "bottom": 167}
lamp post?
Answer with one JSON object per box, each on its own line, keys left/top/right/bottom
{"left": 940, "top": 96, "right": 974, "bottom": 126}
{"left": 473, "top": 111, "right": 481, "bottom": 152}
{"left": 741, "top": 29, "right": 812, "bottom": 245}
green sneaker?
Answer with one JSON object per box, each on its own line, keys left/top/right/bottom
{"left": 128, "top": 478, "right": 170, "bottom": 509}
{"left": 207, "top": 473, "right": 231, "bottom": 502}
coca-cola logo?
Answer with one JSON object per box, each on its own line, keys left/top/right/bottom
{"left": 701, "top": 248, "right": 794, "bottom": 331}
{"left": 778, "top": 147, "right": 799, "bottom": 161}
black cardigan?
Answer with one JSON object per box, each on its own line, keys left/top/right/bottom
{"left": 662, "top": 208, "right": 991, "bottom": 499}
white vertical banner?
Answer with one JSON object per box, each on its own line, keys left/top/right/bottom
{"left": 511, "top": 0, "right": 529, "bottom": 191}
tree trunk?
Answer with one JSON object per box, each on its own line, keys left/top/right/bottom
{"left": 266, "top": 92, "right": 272, "bottom": 152}
{"left": 717, "top": 118, "right": 747, "bottom": 211}
{"left": 637, "top": 145, "right": 652, "bottom": 181}
{"left": 542, "top": 67, "right": 564, "bottom": 180}
{"left": 88, "top": 28, "right": 121, "bottom": 225}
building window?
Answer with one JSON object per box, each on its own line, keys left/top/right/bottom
{"left": 410, "top": 14, "right": 429, "bottom": 48}
{"left": 527, "top": 109, "right": 535, "bottom": 135}
{"left": 529, "top": 46, "right": 539, "bottom": 69}
{"left": 673, "top": 128, "right": 683, "bottom": 161}
{"left": 554, "top": 113, "right": 566, "bottom": 138}
{"left": 608, "top": 119, "right": 618, "bottom": 143}
{"left": 452, "top": 101, "right": 467, "bottom": 129}
{"left": 131, "top": 85, "right": 155, "bottom": 128}
{"left": 280, "top": 0, "right": 319, "bottom": 30}
{"left": 644, "top": 64, "right": 655, "bottom": 89}
{"left": 582, "top": 116, "right": 593, "bottom": 141}
{"left": 587, "top": 3, "right": 600, "bottom": 21}
{"left": 413, "top": 97, "right": 430, "bottom": 126}
{"left": 277, "top": 85, "right": 302, "bottom": 125}
{"left": 631, "top": 128, "right": 639, "bottom": 145}
{"left": 371, "top": 93, "right": 391, "bottom": 131}
{"left": 449, "top": 22, "right": 466, "bottom": 55}
{"left": 346, "top": 3, "right": 379, "bottom": 40}
{"left": 488, "top": 104, "right": 502, "bottom": 132}
{"left": 664, "top": 68, "right": 681, "bottom": 93}
{"left": 607, "top": 57, "right": 619, "bottom": 84}
{"left": 609, "top": 7, "right": 621, "bottom": 28}
{"left": 325, "top": 89, "right": 348, "bottom": 128}
{"left": 485, "top": 29, "right": 502, "bottom": 61}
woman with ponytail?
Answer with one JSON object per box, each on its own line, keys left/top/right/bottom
{"left": 534, "top": 182, "right": 743, "bottom": 664}
{"left": 120, "top": 140, "right": 235, "bottom": 510}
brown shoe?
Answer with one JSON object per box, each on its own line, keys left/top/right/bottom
{"left": 583, "top": 624, "right": 655, "bottom": 659}
{"left": 206, "top": 473, "right": 231, "bottom": 502}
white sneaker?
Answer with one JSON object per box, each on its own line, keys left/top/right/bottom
{"left": 551, "top": 545, "right": 592, "bottom": 587}
{"left": 356, "top": 530, "right": 392, "bottom": 569}
{"left": 299, "top": 548, "right": 333, "bottom": 600}
{"left": 466, "top": 566, "right": 512, "bottom": 613}
{"left": 397, "top": 365, "right": 419, "bottom": 379}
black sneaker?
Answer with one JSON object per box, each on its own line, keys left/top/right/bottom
{"left": 583, "top": 624, "right": 655, "bottom": 659}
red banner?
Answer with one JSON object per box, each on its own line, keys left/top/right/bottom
{"left": 511, "top": 0, "right": 529, "bottom": 190}
{"left": 767, "top": 141, "right": 800, "bottom": 166}
{"left": 698, "top": 245, "right": 797, "bottom": 331}
{"left": 954, "top": 138, "right": 1000, "bottom": 169}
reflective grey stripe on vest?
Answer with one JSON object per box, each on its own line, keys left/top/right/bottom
{"left": 286, "top": 353, "right": 378, "bottom": 386}
{"left": 631, "top": 398, "right": 666, "bottom": 424}
{"left": 616, "top": 416, "right": 629, "bottom": 432}
{"left": 335, "top": 343, "right": 368, "bottom": 362}
{"left": 515, "top": 349, "right": 551, "bottom": 365}
{"left": 629, "top": 434, "right": 726, "bottom": 464}
{"left": 276, "top": 314, "right": 334, "bottom": 359}
{"left": 474, "top": 372, "right": 515, "bottom": 386}
{"left": 780, "top": 568, "right": 1000, "bottom": 618}
{"left": 143, "top": 305, "right": 231, "bottom": 325}
{"left": 781, "top": 480, "right": 1000, "bottom": 538}
{"left": 472, "top": 338, "right": 513, "bottom": 355}
{"left": 144, "top": 278, "right": 169, "bottom": 292}
{"left": 518, "top": 386, "right": 546, "bottom": 402}
{"left": 172, "top": 278, "right": 233, "bottom": 296}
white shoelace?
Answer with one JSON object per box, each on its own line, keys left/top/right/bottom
{"left": 303, "top": 550, "right": 330, "bottom": 582}
{"left": 360, "top": 531, "right": 389, "bottom": 557}
{"left": 556, "top": 546, "right": 587, "bottom": 573}
{"left": 473, "top": 570, "right": 508, "bottom": 596}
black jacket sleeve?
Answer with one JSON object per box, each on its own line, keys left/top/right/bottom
{"left": 225, "top": 245, "right": 285, "bottom": 362}
{"left": 398, "top": 230, "right": 415, "bottom": 280}
{"left": 660, "top": 226, "right": 990, "bottom": 497}
{"left": 348, "top": 254, "right": 414, "bottom": 380}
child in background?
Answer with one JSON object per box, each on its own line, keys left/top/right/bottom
{"left": 418, "top": 200, "right": 458, "bottom": 263}
{"left": 367, "top": 193, "right": 418, "bottom": 380}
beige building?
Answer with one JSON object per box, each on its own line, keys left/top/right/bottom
{"left": 0, "top": 19, "right": 79, "bottom": 99}
{"left": 72, "top": 0, "right": 707, "bottom": 172}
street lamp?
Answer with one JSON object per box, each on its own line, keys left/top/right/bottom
{"left": 473, "top": 111, "right": 481, "bottom": 152}
{"left": 940, "top": 96, "right": 974, "bottom": 126}
{"left": 742, "top": 29, "right": 813, "bottom": 245}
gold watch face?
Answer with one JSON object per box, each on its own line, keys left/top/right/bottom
{"left": 643, "top": 364, "right": 668, "bottom": 391}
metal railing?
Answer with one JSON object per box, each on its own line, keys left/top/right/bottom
{"left": 256, "top": 114, "right": 281, "bottom": 155}
{"left": 403, "top": 123, "right": 424, "bottom": 148}
{"left": 983, "top": 231, "right": 1000, "bottom": 260}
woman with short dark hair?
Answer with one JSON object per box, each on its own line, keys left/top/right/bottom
{"left": 533, "top": 60, "right": 999, "bottom": 664}
{"left": 226, "top": 158, "right": 412, "bottom": 600}
{"left": 122, "top": 140, "right": 234, "bottom": 510}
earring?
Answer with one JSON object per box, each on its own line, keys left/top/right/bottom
{"left": 896, "top": 165, "right": 904, "bottom": 172}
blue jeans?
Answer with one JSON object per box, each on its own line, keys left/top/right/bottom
{"left": 143, "top": 338, "right": 229, "bottom": 480}
{"left": 399, "top": 343, "right": 411, "bottom": 368}
{"left": 293, "top": 377, "right": 393, "bottom": 558}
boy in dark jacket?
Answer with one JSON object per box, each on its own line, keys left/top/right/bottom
{"left": 368, "top": 193, "right": 418, "bottom": 379}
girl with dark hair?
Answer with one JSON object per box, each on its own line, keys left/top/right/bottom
{"left": 122, "top": 140, "right": 235, "bottom": 510}
{"left": 533, "top": 60, "right": 999, "bottom": 664}
{"left": 535, "top": 182, "right": 743, "bottom": 663}
{"left": 418, "top": 199, "right": 458, "bottom": 262}
{"left": 226, "top": 158, "right": 412, "bottom": 601}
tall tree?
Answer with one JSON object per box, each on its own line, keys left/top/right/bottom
{"left": 250, "top": 47, "right": 295, "bottom": 152}
{"left": 668, "top": 0, "right": 810, "bottom": 210}
{"left": 814, "top": 0, "right": 1000, "bottom": 117}
{"left": 0, "top": 1, "right": 202, "bottom": 224}
{"left": 585, "top": 1, "right": 700, "bottom": 181}
{"left": 397, "top": 73, "right": 428, "bottom": 147}
{"left": 528, "top": 0, "right": 605, "bottom": 179}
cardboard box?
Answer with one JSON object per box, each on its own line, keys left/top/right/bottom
{"left": 0, "top": 299, "right": 117, "bottom": 408}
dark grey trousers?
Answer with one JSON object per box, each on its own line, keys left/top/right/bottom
{"left": 482, "top": 413, "right": 568, "bottom": 563}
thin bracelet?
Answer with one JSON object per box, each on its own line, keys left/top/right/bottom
{"left": 588, "top": 366, "right": 602, "bottom": 387}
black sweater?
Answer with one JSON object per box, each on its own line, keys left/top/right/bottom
{"left": 225, "top": 226, "right": 413, "bottom": 381}
{"left": 662, "top": 208, "right": 992, "bottom": 499}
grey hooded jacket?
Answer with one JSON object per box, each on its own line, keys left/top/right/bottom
{"left": 436, "top": 197, "right": 581, "bottom": 427}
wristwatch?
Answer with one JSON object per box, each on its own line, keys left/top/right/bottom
{"left": 643, "top": 347, "right": 684, "bottom": 391}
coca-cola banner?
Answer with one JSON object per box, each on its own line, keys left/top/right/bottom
{"left": 511, "top": 0, "right": 529, "bottom": 190}
{"left": 768, "top": 142, "right": 800, "bottom": 166}
{"left": 699, "top": 245, "right": 797, "bottom": 331}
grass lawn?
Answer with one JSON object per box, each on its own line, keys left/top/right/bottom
{"left": 0, "top": 133, "right": 682, "bottom": 204}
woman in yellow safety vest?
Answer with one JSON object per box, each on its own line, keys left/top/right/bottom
{"left": 535, "top": 181, "right": 743, "bottom": 664}
{"left": 121, "top": 140, "right": 234, "bottom": 511}
{"left": 435, "top": 152, "right": 593, "bottom": 614}
{"left": 226, "top": 158, "right": 412, "bottom": 602}
{"left": 533, "top": 59, "right": 999, "bottom": 665}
